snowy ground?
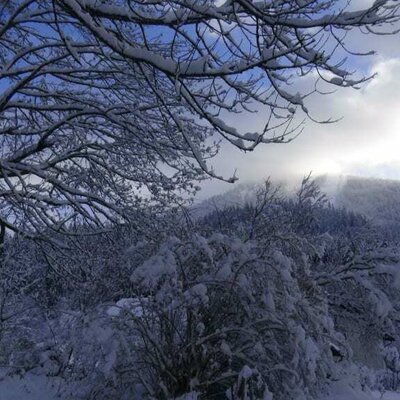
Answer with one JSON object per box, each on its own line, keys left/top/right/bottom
{"left": 320, "top": 386, "right": 400, "bottom": 400}
{"left": 372, "top": 394, "right": 400, "bottom": 400}
{"left": 1, "top": 373, "right": 400, "bottom": 400}
{"left": 0, "top": 373, "right": 60, "bottom": 400}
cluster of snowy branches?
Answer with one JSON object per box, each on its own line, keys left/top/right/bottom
{"left": 1, "top": 0, "right": 399, "bottom": 237}
{"left": 2, "top": 178, "right": 400, "bottom": 399}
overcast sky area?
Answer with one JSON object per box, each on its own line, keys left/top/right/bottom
{"left": 198, "top": 1, "right": 400, "bottom": 199}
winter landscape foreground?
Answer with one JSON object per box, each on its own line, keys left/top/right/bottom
{"left": 3, "top": 176, "right": 400, "bottom": 399}
{"left": 1, "top": 373, "right": 400, "bottom": 400}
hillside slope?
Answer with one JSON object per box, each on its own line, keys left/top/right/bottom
{"left": 319, "top": 175, "right": 400, "bottom": 229}
{"left": 195, "top": 175, "right": 400, "bottom": 231}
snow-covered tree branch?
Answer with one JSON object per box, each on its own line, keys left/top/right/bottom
{"left": 0, "top": 0, "right": 399, "bottom": 236}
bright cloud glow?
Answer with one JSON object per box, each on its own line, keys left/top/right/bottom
{"left": 200, "top": 56, "right": 400, "bottom": 198}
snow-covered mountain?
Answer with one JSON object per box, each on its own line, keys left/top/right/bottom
{"left": 318, "top": 175, "right": 400, "bottom": 228}
{"left": 191, "top": 182, "right": 260, "bottom": 218}
{"left": 194, "top": 175, "right": 400, "bottom": 230}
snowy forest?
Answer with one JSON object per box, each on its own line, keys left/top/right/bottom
{"left": 1, "top": 1, "right": 400, "bottom": 399}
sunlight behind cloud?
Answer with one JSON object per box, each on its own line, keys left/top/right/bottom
{"left": 200, "top": 57, "right": 400, "bottom": 198}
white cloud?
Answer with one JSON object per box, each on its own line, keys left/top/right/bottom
{"left": 199, "top": 57, "right": 400, "bottom": 198}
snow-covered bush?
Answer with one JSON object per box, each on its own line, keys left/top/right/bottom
{"left": 111, "top": 230, "right": 345, "bottom": 399}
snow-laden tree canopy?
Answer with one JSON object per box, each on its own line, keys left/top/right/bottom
{"left": 0, "top": 0, "right": 399, "bottom": 237}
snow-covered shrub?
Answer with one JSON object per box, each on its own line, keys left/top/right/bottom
{"left": 111, "top": 230, "right": 345, "bottom": 399}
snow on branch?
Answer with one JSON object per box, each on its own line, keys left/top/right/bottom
{"left": 0, "top": 0, "right": 398, "bottom": 236}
